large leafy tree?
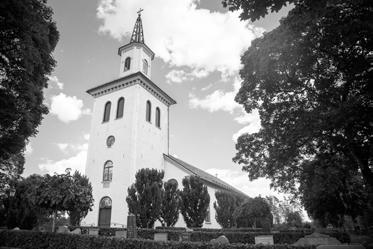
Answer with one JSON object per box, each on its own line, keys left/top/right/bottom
{"left": 0, "top": 174, "right": 48, "bottom": 229}
{"left": 299, "top": 153, "right": 368, "bottom": 227}
{"left": 233, "top": 196, "right": 273, "bottom": 230}
{"left": 227, "top": 0, "right": 373, "bottom": 193}
{"left": 126, "top": 168, "right": 164, "bottom": 228}
{"left": 180, "top": 175, "right": 210, "bottom": 228}
{"left": 0, "top": 0, "right": 59, "bottom": 194}
{"left": 159, "top": 179, "right": 181, "bottom": 227}
{"left": 67, "top": 171, "right": 94, "bottom": 226}
{"left": 214, "top": 191, "right": 245, "bottom": 228}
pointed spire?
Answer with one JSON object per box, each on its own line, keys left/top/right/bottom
{"left": 130, "top": 9, "right": 145, "bottom": 44}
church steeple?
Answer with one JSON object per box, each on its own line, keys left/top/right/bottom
{"left": 117, "top": 9, "right": 155, "bottom": 79}
{"left": 130, "top": 10, "right": 144, "bottom": 44}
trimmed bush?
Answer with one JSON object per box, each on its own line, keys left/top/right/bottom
{"left": 72, "top": 227, "right": 350, "bottom": 244}
{"left": 0, "top": 230, "right": 318, "bottom": 249}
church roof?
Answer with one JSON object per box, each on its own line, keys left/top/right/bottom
{"left": 130, "top": 12, "right": 144, "bottom": 44}
{"left": 86, "top": 72, "right": 176, "bottom": 106}
{"left": 118, "top": 11, "right": 155, "bottom": 59}
{"left": 164, "top": 154, "right": 248, "bottom": 198}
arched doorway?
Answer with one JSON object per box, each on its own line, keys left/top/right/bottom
{"left": 98, "top": 196, "right": 112, "bottom": 227}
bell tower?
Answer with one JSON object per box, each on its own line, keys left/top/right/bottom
{"left": 83, "top": 11, "right": 176, "bottom": 227}
{"left": 118, "top": 10, "right": 154, "bottom": 79}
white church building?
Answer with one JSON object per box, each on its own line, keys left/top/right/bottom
{"left": 83, "top": 13, "right": 246, "bottom": 229}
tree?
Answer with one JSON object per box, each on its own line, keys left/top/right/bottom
{"left": 0, "top": 153, "right": 24, "bottom": 199}
{"left": 159, "top": 179, "right": 180, "bottom": 227}
{"left": 299, "top": 153, "right": 368, "bottom": 227}
{"left": 0, "top": 0, "right": 59, "bottom": 182}
{"left": 67, "top": 171, "right": 94, "bottom": 226}
{"left": 180, "top": 175, "right": 210, "bottom": 228}
{"left": 228, "top": 0, "right": 373, "bottom": 194}
{"left": 126, "top": 168, "right": 164, "bottom": 228}
{"left": 0, "top": 174, "right": 48, "bottom": 229}
{"left": 233, "top": 196, "right": 272, "bottom": 230}
{"left": 214, "top": 191, "right": 245, "bottom": 228}
{"left": 285, "top": 211, "right": 303, "bottom": 228}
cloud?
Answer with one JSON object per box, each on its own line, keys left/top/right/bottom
{"left": 206, "top": 168, "right": 284, "bottom": 198}
{"left": 50, "top": 93, "right": 91, "bottom": 123}
{"left": 39, "top": 143, "right": 88, "bottom": 175}
{"left": 25, "top": 143, "right": 33, "bottom": 155}
{"left": 97, "top": 0, "right": 263, "bottom": 77}
{"left": 47, "top": 75, "right": 64, "bottom": 90}
{"left": 166, "top": 70, "right": 190, "bottom": 84}
{"left": 83, "top": 134, "right": 90, "bottom": 141}
{"left": 57, "top": 143, "right": 69, "bottom": 153}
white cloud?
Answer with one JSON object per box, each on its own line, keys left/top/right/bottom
{"left": 97, "top": 0, "right": 263, "bottom": 77}
{"left": 166, "top": 70, "right": 190, "bottom": 84}
{"left": 39, "top": 143, "right": 88, "bottom": 175}
{"left": 57, "top": 143, "right": 69, "bottom": 153}
{"left": 206, "top": 168, "right": 284, "bottom": 198}
{"left": 83, "top": 134, "right": 90, "bottom": 141}
{"left": 50, "top": 93, "right": 91, "bottom": 123}
{"left": 47, "top": 75, "right": 64, "bottom": 90}
{"left": 25, "top": 143, "right": 33, "bottom": 155}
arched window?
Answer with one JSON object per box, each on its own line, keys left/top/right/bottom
{"left": 103, "top": 160, "right": 113, "bottom": 182}
{"left": 155, "top": 107, "right": 161, "bottom": 128}
{"left": 103, "top": 101, "right": 111, "bottom": 122}
{"left": 116, "top": 97, "right": 125, "bottom": 119}
{"left": 124, "top": 57, "right": 131, "bottom": 71}
{"left": 98, "top": 196, "right": 112, "bottom": 227}
{"left": 142, "top": 59, "right": 148, "bottom": 75}
{"left": 146, "top": 100, "right": 151, "bottom": 122}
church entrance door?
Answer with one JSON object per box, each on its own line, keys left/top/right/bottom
{"left": 98, "top": 197, "right": 112, "bottom": 227}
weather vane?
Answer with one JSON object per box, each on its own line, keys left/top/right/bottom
{"left": 137, "top": 8, "right": 144, "bottom": 15}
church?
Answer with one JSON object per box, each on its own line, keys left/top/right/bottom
{"left": 82, "top": 12, "right": 246, "bottom": 229}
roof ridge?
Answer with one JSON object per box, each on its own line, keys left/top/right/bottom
{"left": 164, "top": 154, "right": 248, "bottom": 198}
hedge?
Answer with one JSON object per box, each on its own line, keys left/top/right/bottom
{"left": 76, "top": 227, "right": 350, "bottom": 244}
{"left": 0, "top": 230, "right": 317, "bottom": 249}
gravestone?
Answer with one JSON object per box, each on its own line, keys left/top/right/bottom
{"left": 210, "top": 235, "right": 230, "bottom": 245}
{"left": 293, "top": 232, "right": 341, "bottom": 246}
{"left": 88, "top": 227, "right": 99, "bottom": 236}
{"left": 255, "top": 235, "right": 274, "bottom": 245}
{"left": 56, "top": 226, "right": 69, "bottom": 234}
{"left": 115, "top": 230, "right": 127, "bottom": 238}
{"left": 317, "top": 245, "right": 365, "bottom": 249}
{"left": 154, "top": 232, "right": 168, "bottom": 241}
{"left": 127, "top": 213, "right": 137, "bottom": 239}
{"left": 70, "top": 228, "right": 81, "bottom": 235}
{"left": 180, "top": 232, "right": 191, "bottom": 242}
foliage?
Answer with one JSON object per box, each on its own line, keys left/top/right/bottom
{"left": 180, "top": 176, "right": 210, "bottom": 228}
{"left": 0, "top": 0, "right": 59, "bottom": 169}
{"left": 0, "top": 174, "right": 48, "bottom": 229}
{"left": 126, "top": 168, "right": 164, "bottom": 228}
{"left": 159, "top": 179, "right": 181, "bottom": 227}
{"left": 299, "top": 153, "right": 367, "bottom": 227}
{"left": 67, "top": 171, "right": 94, "bottom": 226}
{"left": 0, "top": 229, "right": 351, "bottom": 248}
{"left": 0, "top": 153, "right": 24, "bottom": 199}
{"left": 230, "top": 0, "right": 373, "bottom": 194}
{"left": 214, "top": 191, "right": 245, "bottom": 228}
{"left": 233, "top": 197, "right": 272, "bottom": 230}
{"left": 285, "top": 211, "right": 303, "bottom": 228}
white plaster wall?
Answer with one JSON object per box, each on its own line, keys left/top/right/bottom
{"left": 119, "top": 45, "right": 152, "bottom": 78}
{"left": 163, "top": 160, "right": 222, "bottom": 229}
{"left": 83, "top": 82, "right": 169, "bottom": 227}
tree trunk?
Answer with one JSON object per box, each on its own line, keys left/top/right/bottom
{"left": 52, "top": 211, "right": 56, "bottom": 232}
{"left": 349, "top": 148, "right": 373, "bottom": 190}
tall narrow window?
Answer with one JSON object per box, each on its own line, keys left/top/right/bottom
{"left": 155, "top": 107, "right": 161, "bottom": 128}
{"left": 142, "top": 59, "right": 148, "bottom": 75}
{"left": 103, "top": 160, "right": 113, "bottom": 182}
{"left": 124, "top": 57, "right": 131, "bottom": 71}
{"left": 116, "top": 97, "right": 125, "bottom": 119}
{"left": 98, "top": 197, "right": 112, "bottom": 227}
{"left": 146, "top": 100, "right": 151, "bottom": 122}
{"left": 103, "top": 101, "right": 111, "bottom": 122}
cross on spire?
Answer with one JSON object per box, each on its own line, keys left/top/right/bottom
{"left": 130, "top": 9, "right": 145, "bottom": 44}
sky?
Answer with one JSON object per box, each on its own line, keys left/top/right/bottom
{"left": 24, "top": 0, "right": 292, "bottom": 199}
